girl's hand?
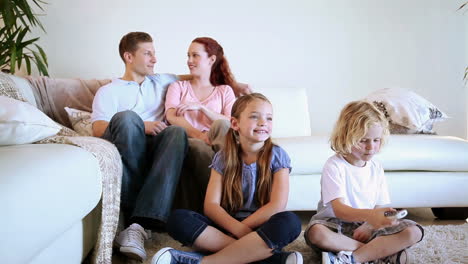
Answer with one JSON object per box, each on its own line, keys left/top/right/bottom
{"left": 367, "top": 207, "right": 397, "bottom": 229}
{"left": 176, "top": 103, "right": 203, "bottom": 116}
{"left": 353, "top": 223, "right": 373, "bottom": 242}
{"left": 232, "top": 222, "right": 252, "bottom": 239}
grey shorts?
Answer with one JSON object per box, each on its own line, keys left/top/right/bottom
{"left": 304, "top": 217, "right": 424, "bottom": 252}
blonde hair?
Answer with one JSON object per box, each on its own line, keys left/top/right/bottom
{"left": 330, "top": 100, "right": 389, "bottom": 155}
{"left": 221, "top": 93, "right": 274, "bottom": 215}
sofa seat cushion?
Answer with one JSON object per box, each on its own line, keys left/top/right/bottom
{"left": 274, "top": 135, "right": 468, "bottom": 174}
{"left": 0, "top": 144, "right": 102, "bottom": 264}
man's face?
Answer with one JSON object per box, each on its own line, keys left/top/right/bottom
{"left": 127, "top": 42, "right": 157, "bottom": 76}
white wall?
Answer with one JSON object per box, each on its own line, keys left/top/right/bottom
{"left": 30, "top": 0, "right": 467, "bottom": 138}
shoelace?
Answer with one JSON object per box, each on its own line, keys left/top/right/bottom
{"left": 127, "top": 228, "right": 145, "bottom": 245}
{"left": 173, "top": 250, "right": 201, "bottom": 264}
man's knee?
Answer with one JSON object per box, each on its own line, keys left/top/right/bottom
{"left": 110, "top": 110, "right": 144, "bottom": 129}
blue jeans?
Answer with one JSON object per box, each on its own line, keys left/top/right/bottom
{"left": 167, "top": 209, "right": 302, "bottom": 263}
{"left": 102, "top": 111, "right": 188, "bottom": 228}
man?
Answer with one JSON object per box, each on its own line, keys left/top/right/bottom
{"left": 91, "top": 32, "right": 250, "bottom": 261}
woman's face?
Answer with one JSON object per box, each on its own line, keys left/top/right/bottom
{"left": 187, "top": 42, "right": 215, "bottom": 76}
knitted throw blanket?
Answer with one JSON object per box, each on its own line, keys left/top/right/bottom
{"left": 0, "top": 73, "right": 121, "bottom": 264}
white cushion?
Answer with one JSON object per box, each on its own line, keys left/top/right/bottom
{"left": 64, "top": 107, "right": 93, "bottom": 136}
{"left": 365, "top": 88, "right": 448, "bottom": 134}
{"left": 255, "top": 87, "right": 311, "bottom": 137}
{"left": 0, "top": 96, "right": 61, "bottom": 145}
{"left": 8, "top": 75, "right": 37, "bottom": 107}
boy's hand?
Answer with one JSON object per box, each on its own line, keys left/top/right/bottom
{"left": 367, "top": 207, "right": 397, "bottom": 229}
{"left": 353, "top": 223, "right": 373, "bottom": 242}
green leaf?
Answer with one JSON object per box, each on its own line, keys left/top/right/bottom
{"left": 10, "top": 45, "right": 17, "bottom": 74}
{"left": 24, "top": 55, "right": 31, "bottom": 74}
{"left": 32, "top": 50, "right": 48, "bottom": 76}
{"left": 16, "top": 48, "right": 23, "bottom": 69}
{"left": 35, "top": 44, "right": 47, "bottom": 66}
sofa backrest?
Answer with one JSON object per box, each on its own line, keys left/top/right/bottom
{"left": 255, "top": 87, "right": 311, "bottom": 138}
{"left": 17, "top": 76, "right": 110, "bottom": 128}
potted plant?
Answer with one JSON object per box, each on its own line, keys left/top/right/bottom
{"left": 0, "top": 0, "right": 48, "bottom": 75}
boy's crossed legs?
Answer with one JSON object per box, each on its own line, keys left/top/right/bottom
{"left": 305, "top": 218, "right": 424, "bottom": 263}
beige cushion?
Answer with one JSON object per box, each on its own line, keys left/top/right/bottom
{"left": 365, "top": 88, "right": 448, "bottom": 134}
{"left": 0, "top": 96, "right": 61, "bottom": 145}
{"left": 64, "top": 107, "right": 93, "bottom": 136}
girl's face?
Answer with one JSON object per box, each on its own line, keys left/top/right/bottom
{"left": 232, "top": 99, "right": 273, "bottom": 144}
{"left": 345, "top": 123, "right": 383, "bottom": 167}
{"left": 187, "top": 42, "right": 215, "bottom": 76}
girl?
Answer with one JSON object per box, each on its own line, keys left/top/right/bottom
{"left": 305, "top": 101, "right": 424, "bottom": 264}
{"left": 152, "top": 93, "right": 303, "bottom": 264}
{"left": 165, "top": 37, "right": 237, "bottom": 151}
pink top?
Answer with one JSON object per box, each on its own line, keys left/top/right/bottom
{"left": 165, "top": 80, "right": 236, "bottom": 132}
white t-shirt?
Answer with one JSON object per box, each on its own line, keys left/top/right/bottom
{"left": 91, "top": 74, "right": 178, "bottom": 123}
{"left": 313, "top": 154, "right": 391, "bottom": 220}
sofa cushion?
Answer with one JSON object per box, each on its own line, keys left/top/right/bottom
{"left": 64, "top": 107, "right": 93, "bottom": 136}
{"left": 365, "top": 88, "right": 448, "bottom": 134}
{"left": 8, "top": 74, "right": 37, "bottom": 107}
{"left": 255, "top": 87, "right": 311, "bottom": 137}
{"left": 0, "top": 96, "right": 61, "bottom": 145}
{"left": 274, "top": 135, "right": 468, "bottom": 174}
{"left": 0, "top": 144, "right": 102, "bottom": 264}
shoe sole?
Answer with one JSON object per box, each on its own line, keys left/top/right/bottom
{"left": 120, "top": 246, "right": 146, "bottom": 261}
{"left": 151, "top": 247, "right": 173, "bottom": 264}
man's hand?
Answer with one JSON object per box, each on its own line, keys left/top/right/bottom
{"left": 232, "top": 83, "right": 252, "bottom": 97}
{"left": 144, "top": 121, "right": 168, "bottom": 136}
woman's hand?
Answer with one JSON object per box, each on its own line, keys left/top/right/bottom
{"left": 195, "top": 131, "right": 211, "bottom": 145}
{"left": 175, "top": 103, "right": 204, "bottom": 116}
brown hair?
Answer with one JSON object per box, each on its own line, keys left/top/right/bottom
{"left": 330, "top": 100, "right": 389, "bottom": 155}
{"left": 119, "top": 32, "right": 153, "bottom": 63}
{"left": 221, "top": 93, "right": 274, "bottom": 215}
{"left": 192, "top": 37, "right": 236, "bottom": 88}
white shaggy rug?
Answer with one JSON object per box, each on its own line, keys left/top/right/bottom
{"left": 116, "top": 224, "right": 468, "bottom": 264}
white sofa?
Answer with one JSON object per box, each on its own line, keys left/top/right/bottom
{"left": 256, "top": 87, "right": 468, "bottom": 213}
{"left": 1, "top": 77, "right": 468, "bottom": 264}
{"left": 0, "top": 75, "right": 106, "bottom": 264}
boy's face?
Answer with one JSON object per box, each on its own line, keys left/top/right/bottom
{"left": 126, "top": 42, "right": 157, "bottom": 76}
{"left": 345, "top": 123, "right": 383, "bottom": 167}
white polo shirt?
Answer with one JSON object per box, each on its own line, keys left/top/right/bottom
{"left": 91, "top": 74, "right": 178, "bottom": 123}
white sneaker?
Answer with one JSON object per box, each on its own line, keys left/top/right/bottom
{"left": 285, "top": 251, "right": 303, "bottom": 264}
{"left": 114, "top": 223, "right": 149, "bottom": 261}
{"left": 322, "top": 251, "right": 332, "bottom": 264}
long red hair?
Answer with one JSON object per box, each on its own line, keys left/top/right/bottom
{"left": 192, "top": 37, "right": 236, "bottom": 88}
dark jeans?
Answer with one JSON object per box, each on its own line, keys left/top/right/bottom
{"left": 102, "top": 110, "right": 188, "bottom": 229}
{"left": 167, "top": 209, "right": 302, "bottom": 263}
